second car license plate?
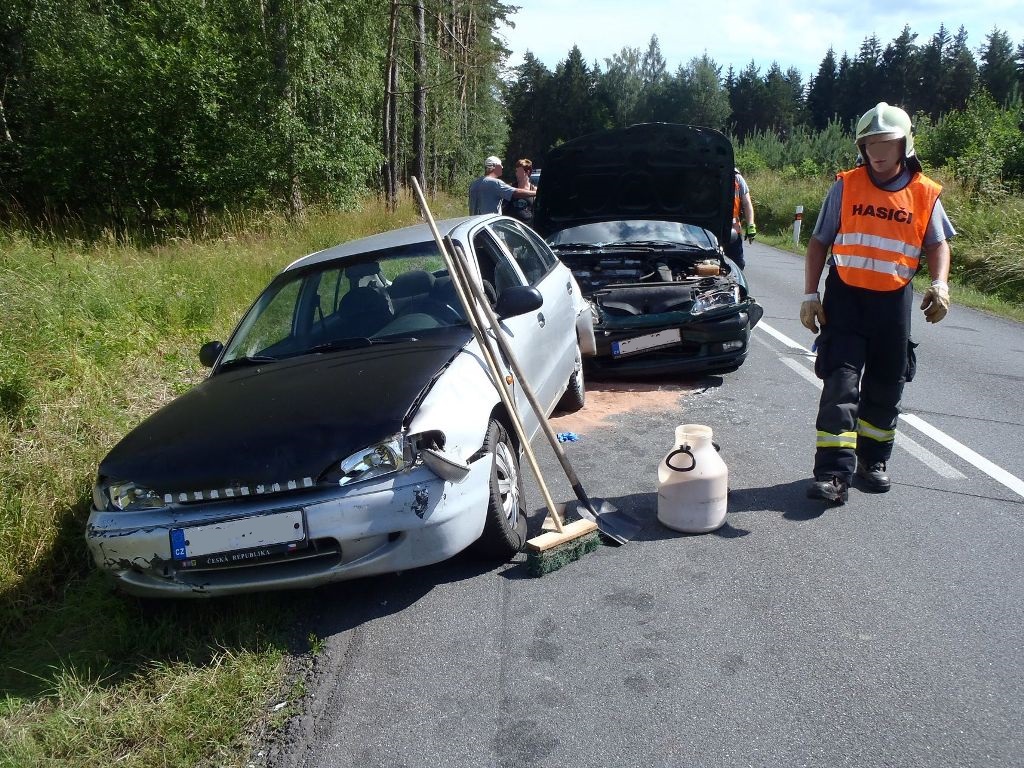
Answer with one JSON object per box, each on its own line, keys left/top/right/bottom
{"left": 170, "top": 509, "right": 306, "bottom": 561}
{"left": 611, "top": 329, "right": 681, "bottom": 357}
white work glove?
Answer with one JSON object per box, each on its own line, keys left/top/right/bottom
{"left": 920, "top": 280, "right": 950, "bottom": 324}
{"left": 800, "top": 292, "right": 826, "bottom": 333}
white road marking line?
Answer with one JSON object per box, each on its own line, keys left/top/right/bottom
{"left": 900, "top": 413, "right": 1024, "bottom": 498}
{"left": 769, "top": 324, "right": 965, "bottom": 480}
{"left": 757, "top": 321, "right": 813, "bottom": 355}
{"left": 892, "top": 427, "right": 966, "bottom": 479}
{"left": 778, "top": 355, "right": 820, "bottom": 386}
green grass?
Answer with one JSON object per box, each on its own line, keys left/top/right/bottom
{"left": 1, "top": 579, "right": 289, "bottom": 768}
{"left": 0, "top": 192, "right": 463, "bottom": 768}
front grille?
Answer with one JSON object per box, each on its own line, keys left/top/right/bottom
{"left": 161, "top": 477, "right": 316, "bottom": 506}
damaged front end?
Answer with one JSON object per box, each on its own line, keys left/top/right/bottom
{"left": 85, "top": 426, "right": 489, "bottom": 598}
{"left": 560, "top": 250, "right": 763, "bottom": 376}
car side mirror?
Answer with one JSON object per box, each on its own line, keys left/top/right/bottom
{"left": 199, "top": 340, "right": 223, "bottom": 368}
{"left": 494, "top": 285, "right": 543, "bottom": 319}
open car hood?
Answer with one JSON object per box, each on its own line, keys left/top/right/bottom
{"left": 533, "top": 122, "right": 735, "bottom": 247}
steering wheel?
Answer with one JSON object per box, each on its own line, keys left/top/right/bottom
{"left": 424, "top": 299, "right": 463, "bottom": 324}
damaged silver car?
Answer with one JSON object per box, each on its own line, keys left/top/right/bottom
{"left": 86, "top": 215, "right": 591, "bottom": 597}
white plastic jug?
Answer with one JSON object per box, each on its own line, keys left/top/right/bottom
{"left": 657, "top": 424, "right": 728, "bottom": 533}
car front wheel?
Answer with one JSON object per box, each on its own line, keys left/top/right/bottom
{"left": 556, "top": 344, "right": 586, "bottom": 413}
{"left": 472, "top": 419, "right": 528, "bottom": 559}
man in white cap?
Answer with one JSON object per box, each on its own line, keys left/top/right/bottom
{"left": 468, "top": 155, "right": 536, "bottom": 215}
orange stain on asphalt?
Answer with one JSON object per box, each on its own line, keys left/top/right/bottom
{"left": 550, "top": 381, "right": 698, "bottom": 433}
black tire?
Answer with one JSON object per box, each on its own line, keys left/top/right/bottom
{"left": 556, "top": 344, "right": 586, "bottom": 413}
{"left": 472, "top": 419, "right": 528, "bottom": 559}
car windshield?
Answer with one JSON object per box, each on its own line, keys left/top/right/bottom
{"left": 221, "top": 242, "right": 468, "bottom": 365}
{"left": 548, "top": 220, "right": 717, "bottom": 250}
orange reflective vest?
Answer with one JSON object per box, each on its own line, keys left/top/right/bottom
{"left": 732, "top": 176, "right": 742, "bottom": 235}
{"left": 832, "top": 166, "right": 942, "bottom": 291}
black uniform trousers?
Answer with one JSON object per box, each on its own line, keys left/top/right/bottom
{"left": 812, "top": 268, "right": 916, "bottom": 482}
{"left": 725, "top": 235, "right": 745, "bottom": 270}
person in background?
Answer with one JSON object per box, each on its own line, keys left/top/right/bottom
{"left": 800, "top": 102, "right": 954, "bottom": 505}
{"left": 726, "top": 168, "right": 756, "bottom": 269}
{"left": 468, "top": 156, "right": 536, "bottom": 215}
{"left": 503, "top": 158, "right": 537, "bottom": 224}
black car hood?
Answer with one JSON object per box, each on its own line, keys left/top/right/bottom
{"left": 533, "top": 122, "right": 735, "bottom": 247}
{"left": 98, "top": 335, "right": 471, "bottom": 493}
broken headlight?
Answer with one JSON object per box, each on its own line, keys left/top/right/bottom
{"left": 322, "top": 434, "right": 408, "bottom": 487}
{"left": 691, "top": 285, "right": 740, "bottom": 315}
{"left": 94, "top": 480, "right": 167, "bottom": 512}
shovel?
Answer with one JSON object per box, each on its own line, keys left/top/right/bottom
{"left": 411, "top": 181, "right": 642, "bottom": 544}
{"left": 409, "top": 179, "right": 592, "bottom": 548}
{"left": 446, "top": 238, "right": 642, "bottom": 545}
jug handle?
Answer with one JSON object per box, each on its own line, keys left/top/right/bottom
{"left": 665, "top": 444, "right": 696, "bottom": 472}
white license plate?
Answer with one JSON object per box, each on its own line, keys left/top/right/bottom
{"left": 611, "top": 329, "right": 681, "bottom": 357}
{"left": 170, "top": 509, "right": 306, "bottom": 560}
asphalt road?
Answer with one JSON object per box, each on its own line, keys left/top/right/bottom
{"left": 262, "top": 241, "right": 1024, "bottom": 768}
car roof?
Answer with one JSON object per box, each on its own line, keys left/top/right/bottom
{"left": 284, "top": 214, "right": 493, "bottom": 272}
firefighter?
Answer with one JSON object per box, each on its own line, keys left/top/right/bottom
{"left": 800, "top": 102, "right": 954, "bottom": 504}
{"left": 726, "top": 168, "right": 756, "bottom": 269}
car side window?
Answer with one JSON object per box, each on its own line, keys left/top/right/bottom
{"left": 472, "top": 230, "right": 523, "bottom": 296}
{"left": 315, "top": 268, "right": 345, "bottom": 320}
{"left": 516, "top": 225, "right": 559, "bottom": 272}
{"left": 490, "top": 220, "right": 553, "bottom": 285}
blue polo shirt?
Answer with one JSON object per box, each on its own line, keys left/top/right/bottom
{"left": 468, "top": 176, "right": 516, "bottom": 215}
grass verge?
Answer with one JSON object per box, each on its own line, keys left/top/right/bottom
{"left": 0, "top": 193, "right": 463, "bottom": 767}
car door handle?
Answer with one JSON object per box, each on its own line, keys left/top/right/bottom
{"left": 537, "top": 312, "right": 546, "bottom": 327}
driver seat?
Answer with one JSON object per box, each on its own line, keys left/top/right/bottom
{"left": 336, "top": 287, "right": 394, "bottom": 337}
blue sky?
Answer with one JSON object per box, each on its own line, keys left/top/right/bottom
{"left": 499, "top": 0, "right": 1023, "bottom": 82}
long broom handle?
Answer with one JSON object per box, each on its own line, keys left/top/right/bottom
{"left": 446, "top": 232, "right": 597, "bottom": 512}
{"left": 410, "top": 178, "right": 564, "bottom": 533}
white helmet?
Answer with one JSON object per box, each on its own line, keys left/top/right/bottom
{"left": 855, "top": 102, "right": 921, "bottom": 172}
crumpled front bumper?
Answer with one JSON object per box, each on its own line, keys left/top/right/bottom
{"left": 588, "top": 302, "right": 763, "bottom": 377}
{"left": 85, "top": 458, "right": 492, "bottom": 598}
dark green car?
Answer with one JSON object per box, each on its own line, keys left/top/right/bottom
{"left": 534, "top": 122, "right": 764, "bottom": 377}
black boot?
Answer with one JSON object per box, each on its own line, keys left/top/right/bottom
{"left": 806, "top": 475, "right": 849, "bottom": 504}
{"left": 856, "top": 461, "right": 891, "bottom": 492}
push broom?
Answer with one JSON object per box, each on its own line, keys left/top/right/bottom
{"left": 442, "top": 235, "right": 642, "bottom": 548}
{"left": 411, "top": 178, "right": 601, "bottom": 575}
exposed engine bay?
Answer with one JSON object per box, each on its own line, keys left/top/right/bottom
{"left": 556, "top": 252, "right": 743, "bottom": 318}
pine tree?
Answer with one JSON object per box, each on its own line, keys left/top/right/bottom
{"left": 980, "top": 27, "right": 1018, "bottom": 106}
{"left": 881, "top": 25, "right": 919, "bottom": 110}
{"left": 943, "top": 27, "right": 979, "bottom": 115}
{"left": 505, "top": 52, "right": 555, "bottom": 163}
{"left": 807, "top": 49, "right": 839, "bottom": 130}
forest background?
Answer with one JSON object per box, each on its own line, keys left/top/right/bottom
{"left": 3, "top": 0, "right": 1024, "bottom": 232}
{"left": 1, "top": 1, "right": 1023, "bottom": 766}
